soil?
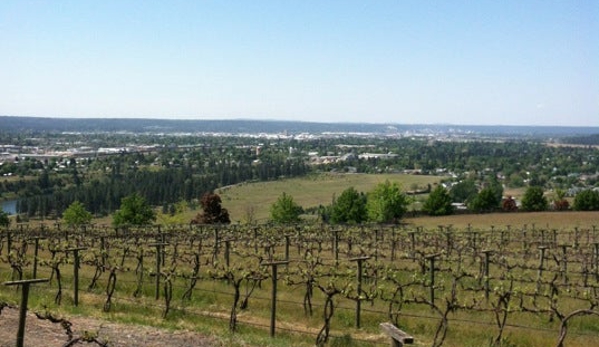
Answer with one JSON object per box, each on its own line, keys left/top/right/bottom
{"left": 0, "top": 307, "right": 218, "bottom": 347}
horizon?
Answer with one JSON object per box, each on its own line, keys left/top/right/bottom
{"left": 3, "top": 114, "right": 599, "bottom": 130}
{"left": 1, "top": 1, "right": 598, "bottom": 127}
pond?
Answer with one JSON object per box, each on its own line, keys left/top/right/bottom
{"left": 0, "top": 199, "right": 17, "bottom": 215}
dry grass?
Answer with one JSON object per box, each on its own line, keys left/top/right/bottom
{"left": 406, "top": 210, "right": 599, "bottom": 230}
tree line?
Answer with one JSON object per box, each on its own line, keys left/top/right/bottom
{"left": 14, "top": 149, "right": 308, "bottom": 220}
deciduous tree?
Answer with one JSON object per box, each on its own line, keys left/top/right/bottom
{"left": 521, "top": 186, "right": 548, "bottom": 212}
{"left": 191, "top": 193, "right": 231, "bottom": 224}
{"left": 552, "top": 189, "right": 569, "bottom": 211}
{"left": 0, "top": 208, "right": 9, "bottom": 228}
{"left": 113, "top": 193, "right": 156, "bottom": 227}
{"left": 501, "top": 196, "right": 518, "bottom": 212}
{"left": 366, "top": 180, "right": 410, "bottom": 224}
{"left": 62, "top": 200, "right": 92, "bottom": 227}
{"left": 449, "top": 180, "right": 478, "bottom": 203}
{"left": 573, "top": 189, "right": 599, "bottom": 211}
{"left": 422, "top": 185, "right": 454, "bottom": 216}
{"left": 469, "top": 187, "right": 500, "bottom": 213}
{"left": 329, "top": 187, "right": 367, "bottom": 224}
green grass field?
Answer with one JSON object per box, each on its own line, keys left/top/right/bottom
{"left": 216, "top": 173, "right": 441, "bottom": 223}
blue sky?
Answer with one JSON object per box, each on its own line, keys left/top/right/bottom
{"left": 1, "top": 1, "right": 597, "bottom": 126}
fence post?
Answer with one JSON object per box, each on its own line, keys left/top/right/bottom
{"left": 4, "top": 278, "right": 50, "bottom": 347}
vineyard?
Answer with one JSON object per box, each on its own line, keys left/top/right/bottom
{"left": 2, "top": 223, "right": 599, "bottom": 347}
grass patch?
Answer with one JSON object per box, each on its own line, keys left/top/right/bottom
{"left": 216, "top": 173, "right": 440, "bottom": 223}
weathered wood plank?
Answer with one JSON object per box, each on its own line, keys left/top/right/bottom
{"left": 380, "top": 322, "right": 414, "bottom": 347}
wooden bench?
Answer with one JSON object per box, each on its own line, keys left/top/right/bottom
{"left": 380, "top": 322, "right": 414, "bottom": 347}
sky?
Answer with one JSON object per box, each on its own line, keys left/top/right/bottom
{"left": 1, "top": 1, "right": 598, "bottom": 126}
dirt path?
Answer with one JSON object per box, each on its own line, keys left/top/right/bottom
{"left": 0, "top": 307, "right": 218, "bottom": 347}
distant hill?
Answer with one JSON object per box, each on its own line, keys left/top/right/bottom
{"left": 1, "top": 116, "right": 598, "bottom": 137}
{"left": 561, "top": 134, "right": 599, "bottom": 145}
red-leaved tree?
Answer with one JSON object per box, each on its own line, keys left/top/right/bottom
{"left": 191, "top": 193, "right": 231, "bottom": 224}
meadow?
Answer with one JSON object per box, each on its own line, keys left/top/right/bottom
{"left": 216, "top": 173, "right": 440, "bottom": 223}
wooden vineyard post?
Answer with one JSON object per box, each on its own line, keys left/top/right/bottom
{"left": 284, "top": 235, "right": 290, "bottom": 261}
{"left": 214, "top": 228, "right": 220, "bottom": 259}
{"left": 7, "top": 230, "right": 12, "bottom": 256}
{"left": 483, "top": 250, "right": 492, "bottom": 301}
{"left": 374, "top": 229, "right": 380, "bottom": 262}
{"left": 444, "top": 230, "right": 453, "bottom": 256}
{"left": 594, "top": 242, "right": 599, "bottom": 282}
{"left": 65, "top": 247, "right": 87, "bottom": 306}
{"left": 391, "top": 228, "right": 397, "bottom": 261}
{"left": 159, "top": 226, "right": 167, "bottom": 266}
{"left": 350, "top": 256, "right": 370, "bottom": 329}
{"left": 470, "top": 232, "right": 478, "bottom": 262}
{"left": 253, "top": 228, "right": 258, "bottom": 253}
{"left": 32, "top": 237, "right": 44, "bottom": 279}
{"left": 426, "top": 253, "right": 441, "bottom": 307}
{"left": 4, "top": 278, "right": 49, "bottom": 347}
{"left": 224, "top": 239, "right": 230, "bottom": 268}
{"left": 100, "top": 236, "right": 107, "bottom": 269}
{"left": 408, "top": 231, "right": 416, "bottom": 262}
{"left": 560, "top": 244, "right": 571, "bottom": 285}
{"left": 537, "top": 246, "right": 548, "bottom": 291}
{"left": 333, "top": 229, "right": 339, "bottom": 263}
{"left": 540, "top": 229, "right": 546, "bottom": 244}
{"left": 263, "top": 260, "right": 289, "bottom": 337}
{"left": 149, "top": 243, "right": 167, "bottom": 300}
